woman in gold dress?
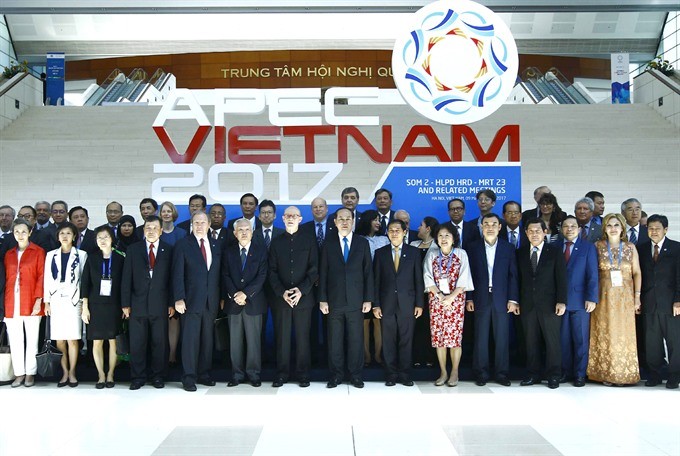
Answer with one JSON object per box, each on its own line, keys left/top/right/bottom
{"left": 586, "top": 213, "right": 642, "bottom": 385}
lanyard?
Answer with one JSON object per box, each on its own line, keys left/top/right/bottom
{"left": 606, "top": 241, "right": 623, "bottom": 270}
{"left": 438, "top": 251, "right": 454, "bottom": 272}
{"left": 101, "top": 256, "right": 112, "bottom": 279}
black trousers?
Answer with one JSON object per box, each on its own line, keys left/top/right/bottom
{"left": 180, "top": 310, "right": 215, "bottom": 384}
{"left": 129, "top": 315, "right": 169, "bottom": 382}
{"left": 328, "top": 307, "right": 364, "bottom": 380}
{"left": 273, "top": 303, "right": 312, "bottom": 381}
{"left": 521, "top": 307, "right": 561, "bottom": 379}
{"left": 473, "top": 305, "right": 511, "bottom": 380}
{"left": 381, "top": 309, "right": 415, "bottom": 381}
{"left": 229, "top": 312, "right": 263, "bottom": 382}
{"left": 645, "top": 312, "right": 680, "bottom": 381}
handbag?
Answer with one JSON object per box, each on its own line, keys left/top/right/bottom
{"left": 213, "top": 310, "right": 230, "bottom": 352}
{"left": 35, "top": 318, "right": 63, "bottom": 378}
{"left": 115, "top": 319, "right": 130, "bottom": 356}
{"left": 0, "top": 322, "right": 14, "bottom": 384}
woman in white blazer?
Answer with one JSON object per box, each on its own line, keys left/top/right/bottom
{"left": 44, "top": 222, "right": 88, "bottom": 387}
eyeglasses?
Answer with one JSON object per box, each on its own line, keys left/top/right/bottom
{"left": 449, "top": 207, "right": 464, "bottom": 212}
{"left": 283, "top": 214, "right": 301, "bottom": 219}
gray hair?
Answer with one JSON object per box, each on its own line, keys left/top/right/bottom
{"left": 620, "top": 198, "right": 641, "bottom": 212}
{"left": 233, "top": 218, "right": 252, "bottom": 229}
{"left": 0, "top": 205, "right": 16, "bottom": 217}
{"left": 574, "top": 197, "right": 594, "bottom": 212}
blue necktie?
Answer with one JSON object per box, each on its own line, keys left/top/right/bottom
{"left": 629, "top": 228, "right": 637, "bottom": 244}
{"left": 264, "top": 229, "right": 271, "bottom": 249}
{"left": 343, "top": 237, "right": 349, "bottom": 263}
{"left": 316, "top": 223, "right": 324, "bottom": 247}
{"left": 240, "top": 247, "right": 247, "bottom": 270}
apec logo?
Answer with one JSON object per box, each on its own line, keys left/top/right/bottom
{"left": 392, "top": 0, "right": 518, "bottom": 125}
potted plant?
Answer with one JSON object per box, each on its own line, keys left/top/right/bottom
{"left": 2, "top": 60, "right": 29, "bottom": 79}
{"left": 646, "top": 55, "right": 675, "bottom": 77}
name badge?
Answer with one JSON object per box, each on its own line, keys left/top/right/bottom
{"left": 610, "top": 270, "right": 623, "bottom": 287}
{"left": 100, "top": 279, "right": 112, "bottom": 297}
{"left": 438, "top": 278, "right": 451, "bottom": 295}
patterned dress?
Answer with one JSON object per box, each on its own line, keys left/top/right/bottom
{"left": 424, "top": 248, "right": 473, "bottom": 348}
{"left": 586, "top": 241, "right": 640, "bottom": 384}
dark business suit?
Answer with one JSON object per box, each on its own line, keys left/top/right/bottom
{"left": 373, "top": 243, "right": 423, "bottom": 381}
{"left": 209, "top": 227, "right": 229, "bottom": 244}
{"left": 441, "top": 220, "right": 480, "bottom": 249}
{"left": 172, "top": 235, "right": 222, "bottom": 385}
{"left": 517, "top": 242, "right": 567, "bottom": 380}
{"left": 77, "top": 228, "right": 99, "bottom": 255}
{"left": 121, "top": 239, "right": 174, "bottom": 383}
{"left": 320, "top": 233, "right": 374, "bottom": 381}
{"left": 222, "top": 242, "right": 268, "bottom": 383}
{"left": 639, "top": 238, "right": 680, "bottom": 384}
{"left": 627, "top": 224, "right": 649, "bottom": 246}
{"left": 466, "top": 238, "right": 519, "bottom": 381}
{"left": 376, "top": 211, "right": 395, "bottom": 236}
{"left": 30, "top": 226, "right": 58, "bottom": 252}
{"left": 559, "top": 238, "right": 598, "bottom": 379}
{"left": 500, "top": 224, "right": 528, "bottom": 250}
{"left": 176, "top": 219, "right": 191, "bottom": 233}
{"left": 268, "top": 230, "right": 318, "bottom": 382}
{"left": 581, "top": 223, "right": 602, "bottom": 243}
{"left": 253, "top": 225, "right": 284, "bottom": 249}
{"left": 521, "top": 207, "right": 541, "bottom": 228}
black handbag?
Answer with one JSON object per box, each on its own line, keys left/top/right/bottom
{"left": 36, "top": 317, "right": 63, "bottom": 378}
{"left": 115, "top": 320, "right": 130, "bottom": 356}
{"left": 213, "top": 310, "right": 229, "bottom": 352}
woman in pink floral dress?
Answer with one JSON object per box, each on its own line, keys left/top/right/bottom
{"left": 424, "top": 224, "right": 473, "bottom": 387}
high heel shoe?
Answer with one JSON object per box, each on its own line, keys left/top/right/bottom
{"left": 435, "top": 374, "right": 448, "bottom": 386}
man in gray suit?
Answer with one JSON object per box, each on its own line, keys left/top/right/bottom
{"left": 574, "top": 197, "right": 602, "bottom": 243}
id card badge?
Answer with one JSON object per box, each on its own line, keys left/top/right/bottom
{"left": 610, "top": 270, "right": 623, "bottom": 287}
{"left": 100, "top": 279, "right": 112, "bottom": 297}
{"left": 438, "top": 278, "right": 451, "bottom": 295}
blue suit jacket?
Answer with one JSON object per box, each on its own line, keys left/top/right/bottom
{"left": 221, "top": 242, "right": 268, "bottom": 315}
{"left": 172, "top": 235, "right": 222, "bottom": 314}
{"left": 466, "top": 238, "right": 519, "bottom": 312}
{"left": 559, "top": 238, "right": 599, "bottom": 311}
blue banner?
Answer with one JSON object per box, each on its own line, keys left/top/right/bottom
{"left": 46, "top": 52, "right": 65, "bottom": 106}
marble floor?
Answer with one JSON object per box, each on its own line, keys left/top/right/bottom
{"left": 1, "top": 379, "right": 678, "bottom": 456}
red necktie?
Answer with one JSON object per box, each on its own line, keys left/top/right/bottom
{"left": 149, "top": 243, "right": 155, "bottom": 270}
{"left": 564, "top": 241, "right": 572, "bottom": 263}
{"left": 200, "top": 238, "right": 207, "bottom": 265}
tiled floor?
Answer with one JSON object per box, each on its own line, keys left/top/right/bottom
{"left": 1, "top": 380, "right": 678, "bottom": 456}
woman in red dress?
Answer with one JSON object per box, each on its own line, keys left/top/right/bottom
{"left": 424, "top": 224, "right": 474, "bottom": 387}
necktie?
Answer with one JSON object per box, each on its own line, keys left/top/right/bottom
{"left": 393, "top": 246, "right": 400, "bottom": 272}
{"left": 380, "top": 216, "right": 387, "bottom": 235}
{"left": 212, "top": 230, "right": 218, "bottom": 240}
{"left": 264, "top": 228, "right": 271, "bottom": 249}
{"left": 200, "top": 238, "right": 207, "bottom": 266}
{"left": 316, "top": 223, "right": 324, "bottom": 247}
{"left": 581, "top": 225, "right": 588, "bottom": 240}
{"left": 454, "top": 224, "right": 461, "bottom": 246}
{"left": 510, "top": 230, "right": 517, "bottom": 248}
{"left": 531, "top": 247, "right": 538, "bottom": 273}
{"left": 149, "top": 243, "right": 155, "bottom": 269}
{"left": 653, "top": 244, "right": 659, "bottom": 263}
{"left": 77, "top": 233, "right": 83, "bottom": 248}
{"left": 241, "top": 247, "right": 247, "bottom": 270}
{"left": 629, "top": 228, "right": 637, "bottom": 244}
{"left": 564, "top": 241, "right": 572, "bottom": 263}
{"left": 343, "top": 237, "right": 349, "bottom": 263}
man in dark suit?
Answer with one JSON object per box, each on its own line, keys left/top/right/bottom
{"left": 558, "top": 216, "right": 598, "bottom": 387}
{"left": 341, "top": 187, "right": 362, "bottom": 231}
{"left": 96, "top": 201, "right": 123, "bottom": 239}
{"left": 466, "top": 213, "right": 519, "bottom": 387}
{"left": 621, "top": 198, "right": 649, "bottom": 246}
{"left": 68, "top": 206, "right": 98, "bottom": 255}
{"left": 34, "top": 201, "right": 53, "bottom": 231}
{"left": 441, "top": 198, "right": 480, "bottom": 250}
{"left": 521, "top": 186, "right": 551, "bottom": 227}
{"left": 375, "top": 188, "right": 395, "bottom": 236}
{"left": 585, "top": 191, "right": 605, "bottom": 225}
{"left": 208, "top": 203, "right": 229, "bottom": 243}
{"left": 301, "top": 197, "right": 333, "bottom": 248}
{"left": 134, "top": 198, "right": 159, "bottom": 239}
{"left": 639, "top": 214, "right": 680, "bottom": 389}
{"left": 471, "top": 189, "right": 497, "bottom": 235}
{"left": 222, "top": 218, "right": 268, "bottom": 387}
{"left": 574, "top": 198, "right": 602, "bottom": 243}
{"left": 372, "top": 219, "right": 424, "bottom": 386}
{"left": 268, "top": 206, "right": 318, "bottom": 387}
{"left": 176, "top": 194, "right": 207, "bottom": 233}
{"left": 393, "top": 210, "right": 419, "bottom": 245}
{"left": 320, "top": 208, "right": 374, "bottom": 388}
{"left": 517, "top": 218, "right": 567, "bottom": 389}
{"left": 227, "top": 193, "right": 262, "bottom": 236}
{"left": 500, "top": 201, "right": 527, "bottom": 249}
{"left": 253, "top": 200, "right": 283, "bottom": 249}
{"left": 172, "top": 211, "right": 222, "bottom": 391}
{"left": 121, "top": 216, "right": 175, "bottom": 390}
{"left": 17, "top": 206, "right": 55, "bottom": 252}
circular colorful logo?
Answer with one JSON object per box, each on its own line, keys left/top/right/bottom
{"left": 392, "top": 0, "right": 518, "bottom": 125}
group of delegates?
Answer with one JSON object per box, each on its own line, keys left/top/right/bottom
{"left": 0, "top": 184, "right": 678, "bottom": 393}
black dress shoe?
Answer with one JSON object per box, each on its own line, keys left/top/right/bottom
{"left": 474, "top": 378, "right": 487, "bottom": 386}
{"left": 573, "top": 377, "right": 586, "bottom": 387}
{"left": 105, "top": 381, "right": 115, "bottom": 389}
{"left": 96, "top": 382, "right": 106, "bottom": 390}
{"left": 326, "top": 379, "right": 339, "bottom": 388}
{"left": 401, "top": 380, "right": 414, "bottom": 387}
{"left": 197, "top": 377, "right": 216, "bottom": 387}
{"left": 351, "top": 378, "right": 364, "bottom": 389}
{"left": 495, "top": 376, "right": 511, "bottom": 387}
{"left": 68, "top": 381, "right": 79, "bottom": 388}
{"left": 548, "top": 378, "right": 559, "bottom": 389}
{"left": 251, "top": 380, "right": 261, "bottom": 388}
{"left": 272, "top": 378, "right": 286, "bottom": 388}
{"left": 385, "top": 380, "right": 396, "bottom": 387}
{"left": 558, "top": 374, "right": 570, "bottom": 384}
{"left": 57, "top": 380, "right": 69, "bottom": 388}
{"left": 299, "top": 380, "right": 310, "bottom": 388}
{"left": 520, "top": 377, "right": 539, "bottom": 386}
{"left": 152, "top": 379, "right": 164, "bottom": 389}
{"left": 227, "top": 380, "right": 240, "bottom": 387}
{"left": 666, "top": 380, "right": 679, "bottom": 389}
{"left": 645, "top": 378, "right": 661, "bottom": 387}
{"left": 183, "top": 383, "right": 197, "bottom": 392}
{"left": 129, "top": 382, "right": 144, "bottom": 391}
